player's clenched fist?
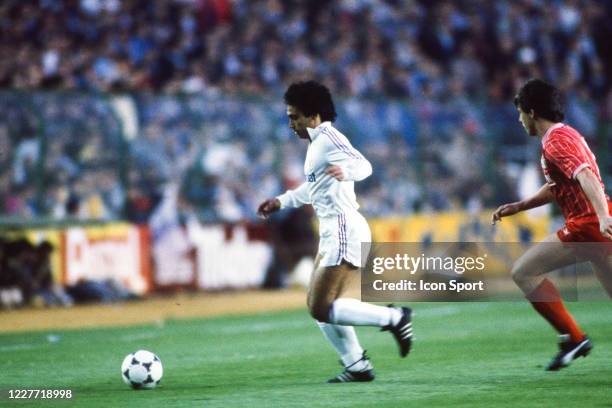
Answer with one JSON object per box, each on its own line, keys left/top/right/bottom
{"left": 257, "top": 198, "right": 281, "bottom": 219}
{"left": 491, "top": 202, "right": 523, "bottom": 225}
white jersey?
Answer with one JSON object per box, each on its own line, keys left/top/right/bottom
{"left": 277, "top": 121, "right": 372, "bottom": 218}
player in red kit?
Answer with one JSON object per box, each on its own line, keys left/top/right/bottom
{"left": 492, "top": 78, "right": 612, "bottom": 371}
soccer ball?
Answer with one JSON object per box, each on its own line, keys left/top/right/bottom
{"left": 121, "top": 350, "right": 163, "bottom": 389}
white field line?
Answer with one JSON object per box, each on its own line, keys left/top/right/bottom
{"left": 0, "top": 343, "right": 40, "bottom": 352}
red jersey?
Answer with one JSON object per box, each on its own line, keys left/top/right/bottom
{"left": 541, "top": 123, "right": 609, "bottom": 221}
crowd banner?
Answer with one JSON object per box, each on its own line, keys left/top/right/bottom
{"left": 187, "top": 222, "right": 272, "bottom": 290}
{"left": 152, "top": 224, "right": 197, "bottom": 289}
{"left": 5, "top": 211, "right": 549, "bottom": 294}
{"left": 62, "top": 223, "right": 152, "bottom": 295}
{"left": 368, "top": 211, "right": 550, "bottom": 243}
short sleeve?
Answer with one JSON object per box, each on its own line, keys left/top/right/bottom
{"left": 544, "top": 136, "right": 590, "bottom": 180}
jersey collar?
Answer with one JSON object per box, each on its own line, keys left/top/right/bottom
{"left": 542, "top": 122, "right": 564, "bottom": 144}
{"left": 306, "top": 121, "right": 331, "bottom": 141}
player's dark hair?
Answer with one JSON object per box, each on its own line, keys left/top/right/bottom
{"left": 284, "top": 80, "right": 337, "bottom": 122}
{"left": 513, "top": 78, "right": 565, "bottom": 122}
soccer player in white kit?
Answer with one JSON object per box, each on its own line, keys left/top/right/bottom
{"left": 257, "top": 81, "right": 413, "bottom": 383}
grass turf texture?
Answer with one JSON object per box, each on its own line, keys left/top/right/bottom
{"left": 1, "top": 302, "right": 611, "bottom": 407}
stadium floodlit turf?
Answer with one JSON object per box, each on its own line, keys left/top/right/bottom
{"left": 1, "top": 302, "right": 611, "bottom": 407}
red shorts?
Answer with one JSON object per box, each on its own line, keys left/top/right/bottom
{"left": 557, "top": 201, "right": 612, "bottom": 243}
{"left": 557, "top": 218, "right": 612, "bottom": 263}
{"left": 557, "top": 217, "right": 611, "bottom": 242}
{"left": 557, "top": 217, "right": 612, "bottom": 261}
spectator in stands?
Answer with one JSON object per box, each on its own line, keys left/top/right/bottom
{"left": 0, "top": 0, "right": 610, "bottom": 222}
{"left": 0, "top": 236, "right": 132, "bottom": 309}
{"left": 0, "top": 1, "right": 609, "bottom": 98}
{"left": 30, "top": 241, "right": 73, "bottom": 307}
{"left": 3, "top": 239, "right": 36, "bottom": 305}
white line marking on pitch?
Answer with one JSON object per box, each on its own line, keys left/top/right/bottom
{"left": 0, "top": 343, "right": 40, "bottom": 352}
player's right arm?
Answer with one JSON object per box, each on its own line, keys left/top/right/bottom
{"left": 257, "top": 182, "right": 310, "bottom": 219}
{"left": 576, "top": 167, "right": 612, "bottom": 239}
{"left": 491, "top": 183, "right": 554, "bottom": 224}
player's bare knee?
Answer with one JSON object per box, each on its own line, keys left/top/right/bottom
{"left": 511, "top": 261, "right": 529, "bottom": 284}
{"left": 306, "top": 289, "right": 314, "bottom": 309}
{"left": 308, "top": 299, "right": 332, "bottom": 322}
{"left": 510, "top": 264, "right": 522, "bottom": 284}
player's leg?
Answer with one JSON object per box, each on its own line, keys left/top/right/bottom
{"left": 308, "top": 261, "right": 412, "bottom": 356}
{"left": 310, "top": 214, "right": 412, "bottom": 383}
{"left": 316, "top": 321, "right": 373, "bottom": 382}
{"left": 308, "top": 256, "right": 374, "bottom": 382}
{"left": 512, "top": 233, "right": 578, "bottom": 292}
{"left": 590, "top": 255, "right": 612, "bottom": 297}
{"left": 308, "top": 261, "right": 397, "bottom": 326}
{"left": 511, "top": 233, "right": 592, "bottom": 370}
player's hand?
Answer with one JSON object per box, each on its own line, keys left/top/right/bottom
{"left": 598, "top": 215, "right": 612, "bottom": 240}
{"left": 257, "top": 198, "right": 281, "bottom": 219}
{"left": 325, "top": 165, "right": 345, "bottom": 181}
{"left": 491, "top": 202, "right": 523, "bottom": 225}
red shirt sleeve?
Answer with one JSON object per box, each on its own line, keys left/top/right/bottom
{"left": 544, "top": 135, "right": 590, "bottom": 180}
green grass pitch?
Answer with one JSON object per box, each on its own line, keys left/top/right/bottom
{"left": 1, "top": 301, "right": 611, "bottom": 407}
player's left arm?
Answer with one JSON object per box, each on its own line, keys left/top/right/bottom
{"left": 576, "top": 167, "right": 612, "bottom": 239}
{"left": 325, "top": 147, "right": 372, "bottom": 182}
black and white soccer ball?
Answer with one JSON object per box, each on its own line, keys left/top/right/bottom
{"left": 121, "top": 350, "right": 163, "bottom": 389}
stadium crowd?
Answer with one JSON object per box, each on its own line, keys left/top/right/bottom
{"left": 1, "top": 0, "right": 611, "bottom": 99}
{"left": 0, "top": 0, "right": 610, "bottom": 223}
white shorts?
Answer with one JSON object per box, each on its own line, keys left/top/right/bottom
{"left": 317, "top": 212, "right": 371, "bottom": 268}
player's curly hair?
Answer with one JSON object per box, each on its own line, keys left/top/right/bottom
{"left": 284, "top": 80, "right": 337, "bottom": 122}
{"left": 514, "top": 78, "right": 565, "bottom": 122}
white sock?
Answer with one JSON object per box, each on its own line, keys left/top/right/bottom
{"left": 316, "top": 322, "right": 371, "bottom": 371}
{"left": 329, "top": 298, "right": 402, "bottom": 327}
